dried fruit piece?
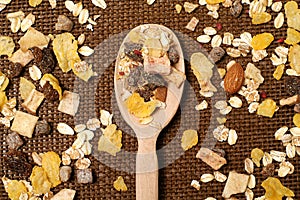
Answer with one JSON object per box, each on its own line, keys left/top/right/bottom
{"left": 98, "top": 124, "right": 122, "bottom": 156}
{"left": 11, "top": 111, "right": 38, "bottom": 138}
{"left": 262, "top": 177, "right": 294, "bottom": 200}
{"left": 5, "top": 150, "right": 32, "bottom": 176}
{"left": 251, "top": 33, "right": 274, "bottom": 50}
{"left": 18, "top": 28, "right": 50, "bottom": 51}
{"left": 222, "top": 171, "right": 250, "bottom": 198}
{"left": 125, "top": 92, "right": 158, "bottom": 118}
{"left": 209, "top": 47, "right": 225, "bottom": 63}
{"left": 230, "top": 0, "right": 243, "bottom": 17}
{"left": 273, "top": 64, "right": 285, "bottom": 80}
{"left": 224, "top": 62, "right": 244, "bottom": 94}
{"left": 257, "top": 99, "right": 277, "bottom": 118}
{"left": 7, "top": 62, "right": 23, "bottom": 78}
{"left": 41, "top": 151, "right": 61, "bottom": 187}
{"left": 40, "top": 74, "right": 62, "bottom": 100}
{"left": 21, "top": 13, "right": 35, "bottom": 32}
{"left": 285, "top": 28, "right": 300, "bottom": 45}
{"left": 289, "top": 44, "right": 300, "bottom": 74}
{"left": 53, "top": 33, "right": 81, "bottom": 73}
{"left": 29, "top": 0, "right": 42, "bottom": 7}
{"left": 58, "top": 91, "right": 80, "bottom": 116}
{"left": 22, "top": 89, "right": 45, "bottom": 114}
{"left": 251, "top": 148, "right": 264, "bottom": 167}
{"left": 9, "top": 49, "right": 34, "bottom": 67}
{"left": 19, "top": 77, "right": 35, "bottom": 100}
{"left": 6, "top": 132, "right": 23, "bottom": 150}
{"left": 185, "top": 17, "right": 199, "bottom": 31}
{"left": 206, "top": 0, "right": 225, "bottom": 5}
{"left": 55, "top": 15, "right": 73, "bottom": 31}
{"left": 184, "top": 2, "right": 199, "bottom": 13}
{"left": 196, "top": 147, "right": 227, "bottom": 170}
{"left": 0, "top": 36, "right": 15, "bottom": 57}
{"left": 76, "top": 168, "right": 93, "bottom": 184}
{"left": 51, "top": 189, "right": 76, "bottom": 200}
{"left": 181, "top": 129, "right": 198, "bottom": 151}
{"left": 30, "top": 166, "right": 52, "bottom": 194}
{"left": 60, "top": 166, "right": 72, "bottom": 182}
{"left": 113, "top": 176, "right": 128, "bottom": 191}
{"left": 252, "top": 12, "right": 271, "bottom": 24}
{"left": 293, "top": 113, "right": 300, "bottom": 127}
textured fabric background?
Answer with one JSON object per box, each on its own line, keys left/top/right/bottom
{"left": 0, "top": 0, "right": 299, "bottom": 199}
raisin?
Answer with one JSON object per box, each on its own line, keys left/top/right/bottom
{"left": 30, "top": 47, "right": 43, "bottom": 63}
{"left": 168, "top": 47, "right": 180, "bottom": 66}
{"left": 261, "top": 163, "right": 275, "bottom": 177}
{"left": 40, "top": 48, "right": 56, "bottom": 74}
{"left": 285, "top": 77, "right": 300, "bottom": 96}
{"left": 35, "top": 120, "right": 51, "bottom": 136}
{"left": 6, "top": 132, "right": 24, "bottom": 150}
{"left": 42, "top": 81, "right": 59, "bottom": 101}
{"left": 230, "top": 0, "right": 243, "bottom": 17}
{"left": 7, "top": 62, "right": 23, "bottom": 78}
{"left": 5, "top": 150, "right": 32, "bottom": 177}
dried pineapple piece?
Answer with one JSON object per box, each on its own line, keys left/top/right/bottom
{"left": 0, "top": 36, "right": 15, "bottom": 57}
{"left": 19, "top": 77, "right": 35, "bottom": 100}
{"left": 257, "top": 99, "right": 277, "bottom": 118}
{"left": 273, "top": 64, "right": 285, "bottom": 80}
{"left": 113, "top": 176, "right": 128, "bottom": 191}
{"left": 125, "top": 92, "right": 158, "bottom": 118}
{"left": 144, "top": 38, "right": 163, "bottom": 58}
{"left": 262, "top": 177, "right": 294, "bottom": 200}
{"left": 53, "top": 33, "right": 81, "bottom": 73}
{"left": 285, "top": 28, "right": 300, "bottom": 45}
{"left": 252, "top": 12, "right": 272, "bottom": 25}
{"left": 251, "top": 33, "right": 274, "bottom": 50}
{"left": 190, "top": 52, "right": 217, "bottom": 93}
{"left": 251, "top": 148, "right": 264, "bottom": 167}
{"left": 293, "top": 113, "right": 300, "bottom": 127}
{"left": 29, "top": 0, "right": 42, "bottom": 7}
{"left": 98, "top": 124, "right": 122, "bottom": 156}
{"left": 18, "top": 28, "right": 50, "bottom": 51}
{"left": 129, "top": 30, "right": 143, "bottom": 44}
{"left": 30, "top": 166, "right": 52, "bottom": 195}
{"left": 288, "top": 44, "right": 300, "bottom": 74}
{"left": 181, "top": 129, "right": 198, "bottom": 151}
{"left": 285, "top": 1, "right": 300, "bottom": 31}
{"left": 5, "top": 179, "right": 28, "bottom": 200}
{"left": 41, "top": 151, "right": 61, "bottom": 188}
{"left": 40, "top": 74, "right": 62, "bottom": 100}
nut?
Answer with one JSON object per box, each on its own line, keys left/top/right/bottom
{"left": 224, "top": 62, "right": 245, "bottom": 94}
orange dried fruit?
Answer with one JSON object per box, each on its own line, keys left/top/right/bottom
{"left": 125, "top": 92, "right": 158, "bottom": 118}
{"left": 257, "top": 99, "right": 277, "bottom": 118}
{"left": 273, "top": 64, "right": 285, "bottom": 80}
{"left": 251, "top": 33, "right": 274, "bottom": 50}
{"left": 262, "top": 177, "right": 294, "bottom": 200}
{"left": 251, "top": 148, "right": 264, "bottom": 167}
{"left": 181, "top": 129, "right": 198, "bottom": 151}
{"left": 252, "top": 12, "right": 272, "bottom": 25}
{"left": 41, "top": 151, "right": 61, "bottom": 187}
{"left": 285, "top": 28, "right": 300, "bottom": 45}
{"left": 30, "top": 166, "right": 52, "bottom": 195}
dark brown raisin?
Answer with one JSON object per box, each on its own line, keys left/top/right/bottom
{"left": 6, "top": 132, "right": 24, "bottom": 150}
{"left": 42, "top": 81, "right": 59, "bottom": 101}
{"left": 6, "top": 62, "right": 23, "bottom": 78}
{"left": 35, "top": 120, "right": 51, "bottom": 136}
{"left": 40, "top": 48, "right": 56, "bottom": 74}
{"left": 168, "top": 47, "right": 180, "bottom": 66}
{"left": 5, "top": 150, "right": 32, "bottom": 177}
{"left": 261, "top": 163, "right": 275, "bottom": 177}
{"left": 285, "top": 77, "right": 300, "bottom": 96}
{"left": 209, "top": 47, "right": 225, "bottom": 63}
{"left": 230, "top": 0, "right": 243, "bottom": 17}
{"left": 30, "top": 46, "right": 43, "bottom": 63}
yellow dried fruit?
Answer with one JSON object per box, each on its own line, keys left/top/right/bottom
{"left": 273, "top": 64, "right": 285, "bottom": 80}
{"left": 98, "top": 124, "right": 122, "bottom": 156}
{"left": 19, "top": 77, "right": 35, "bottom": 100}
{"left": 128, "top": 30, "right": 142, "bottom": 44}
{"left": 257, "top": 99, "right": 277, "bottom": 118}
{"left": 181, "top": 129, "right": 198, "bottom": 151}
{"left": 206, "top": 0, "right": 225, "bottom": 5}
{"left": 285, "top": 1, "right": 300, "bottom": 31}
{"left": 29, "top": 0, "right": 42, "bottom": 7}
{"left": 293, "top": 113, "right": 300, "bottom": 127}
{"left": 6, "top": 180, "right": 28, "bottom": 200}
{"left": 262, "top": 177, "right": 295, "bottom": 200}
{"left": 0, "top": 91, "right": 8, "bottom": 111}
{"left": 252, "top": 12, "right": 272, "bottom": 25}
{"left": 113, "top": 176, "right": 128, "bottom": 191}
{"left": 40, "top": 74, "right": 62, "bottom": 100}
{"left": 251, "top": 33, "right": 274, "bottom": 50}
{"left": 53, "top": 33, "right": 81, "bottom": 73}
{"left": 0, "top": 36, "right": 15, "bottom": 57}
{"left": 144, "top": 38, "right": 163, "bottom": 58}
{"left": 251, "top": 148, "right": 264, "bottom": 167}
{"left": 30, "top": 166, "right": 52, "bottom": 195}
{"left": 18, "top": 28, "right": 50, "bottom": 51}
{"left": 72, "top": 61, "right": 94, "bottom": 82}
{"left": 285, "top": 28, "right": 300, "bottom": 45}
{"left": 41, "top": 151, "right": 61, "bottom": 187}
{"left": 288, "top": 44, "right": 300, "bottom": 74}
{"left": 125, "top": 92, "right": 158, "bottom": 118}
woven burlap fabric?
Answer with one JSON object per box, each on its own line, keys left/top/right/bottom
{"left": 0, "top": 0, "right": 299, "bottom": 199}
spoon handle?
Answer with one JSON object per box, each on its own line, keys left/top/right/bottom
{"left": 136, "top": 137, "right": 158, "bottom": 200}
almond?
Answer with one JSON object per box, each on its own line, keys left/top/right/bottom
{"left": 224, "top": 63, "right": 244, "bottom": 94}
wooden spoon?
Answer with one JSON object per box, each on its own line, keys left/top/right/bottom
{"left": 114, "top": 24, "right": 185, "bottom": 200}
